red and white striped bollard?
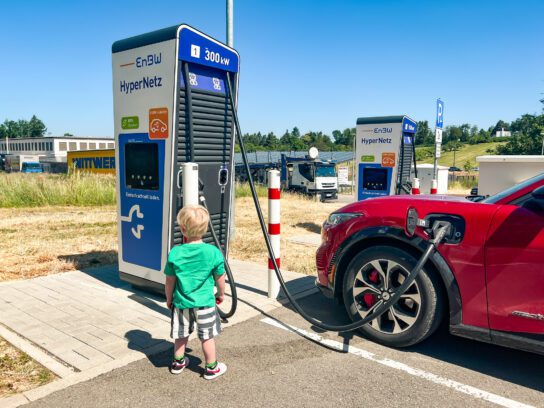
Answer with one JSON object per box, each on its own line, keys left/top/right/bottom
{"left": 411, "top": 178, "right": 420, "bottom": 195}
{"left": 267, "top": 170, "right": 281, "bottom": 299}
{"left": 430, "top": 179, "right": 438, "bottom": 194}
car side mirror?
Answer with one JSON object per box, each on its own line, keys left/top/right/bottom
{"left": 531, "top": 186, "right": 544, "bottom": 201}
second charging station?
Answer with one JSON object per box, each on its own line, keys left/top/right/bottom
{"left": 112, "top": 25, "right": 239, "bottom": 291}
{"left": 355, "top": 115, "right": 418, "bottom": 201}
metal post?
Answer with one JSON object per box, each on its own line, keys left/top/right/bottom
{"left": 267, "top": 170, "right": 281, "bottom": 299}
{"left": 541, "top": 131, "right": 544, "bottom": 155}
{"left": 226, "top": 0, "right": 234, "bottom": 47}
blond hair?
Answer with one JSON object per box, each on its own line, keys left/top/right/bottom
{"left": 177, "top": 205, "right": 209, "bottom": 239}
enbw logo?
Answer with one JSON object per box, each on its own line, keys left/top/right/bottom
{"left": 136, "top": 53, "right": 162, "bottom": 68}
{"left": 374, "top": 127, "right": 392, "bottom": 134}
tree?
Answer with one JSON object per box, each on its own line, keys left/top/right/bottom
{"left": 279, "top": 127, "right": 305, "bottom": 151}
{"left": 463, "top": 160, "right": 472, "bottom": 173}
{"left": 64, "top": 132, "right": 74, "bottom": 137}
{"left": 264, "top": 132, "right": 278, "bottom": 149}
{"left": 415, "top": 120, "right": 434, "bottom": 145}
{"left": 28, "top": 115, "right": 47, "bottom": 137}
{"left": 1, "top": 116, "right": 47, "bottom": 138}
{"left": 442, "top": 139, "right": 463, "bottom": 152}
{"left": 496, "top": 114, "right": 544, "bottom": 155}
{"left": 492, "top": 120, "right": 510, "bottom": 135}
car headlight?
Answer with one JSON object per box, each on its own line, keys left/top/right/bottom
{"left": 324, "top": 212, "right": 361, "bottom": 227}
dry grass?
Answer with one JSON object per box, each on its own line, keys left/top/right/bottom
{"left": 230, "top": 193, "right": 343, "bottom": 275}
{"left": 0, "top": 206, "right": 117, "bottom": 282}
{"left": 0, "top": 337, "right": 54, "bottom": 397}
{"left": 0, "top": 195, "right": 343, "bottom": 282}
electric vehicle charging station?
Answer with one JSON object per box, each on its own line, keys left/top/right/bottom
{"left": 355, "top": 116, "right": 418, "bottom": 201}
{"left": 112, "top": 25, "right": 239, "bottom": 291}
{"left": 112, "top": 24, "right": 450, "bottom": 334}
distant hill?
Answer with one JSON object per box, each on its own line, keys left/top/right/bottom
{"left": 416, "top": 142, "right": 506, "bottom": 169}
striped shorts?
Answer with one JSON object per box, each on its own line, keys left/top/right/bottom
{"left": 170, "top": 306, "right": 222, "bottom": 340}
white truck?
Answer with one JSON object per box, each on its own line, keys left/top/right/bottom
{"left": 281, "top": 148, "right": 338, "bottom": 201}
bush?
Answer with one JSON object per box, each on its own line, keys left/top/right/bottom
{"left": 0, "top": 173, "right": 116, "bottom": 208}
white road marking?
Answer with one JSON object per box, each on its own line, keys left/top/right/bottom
{"left": 261, "top": 317, "right": 534, "bottom": 408}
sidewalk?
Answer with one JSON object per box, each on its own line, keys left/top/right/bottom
{"left": 0, "top": 259, "right": 317, "bottom": 407}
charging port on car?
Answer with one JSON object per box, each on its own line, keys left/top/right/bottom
{"left": 424, "top": 214, "right": 465, "bottom": 244}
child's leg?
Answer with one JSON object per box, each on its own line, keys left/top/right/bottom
{"left": 201, "top": 338, "right": 216, "bottom": 365}
{"left": 174, "top": 337, "right": 189, "bottom": 359}
{"left": 171, "top": 308, "right": 193, "bottom": 359}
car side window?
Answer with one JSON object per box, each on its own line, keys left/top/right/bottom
{"left": 510, "top": 191, "right": 544, "bottom": 213}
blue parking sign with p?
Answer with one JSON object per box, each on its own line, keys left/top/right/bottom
{"left": 436, "top": 99, "right": 444, "bottom": 129}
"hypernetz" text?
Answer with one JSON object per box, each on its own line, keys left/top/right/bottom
{"left": 361, "top": 137, "right": 392, "bottom": 145}
{"left": 120, "top": 76, "right": 162, "bottom": 94}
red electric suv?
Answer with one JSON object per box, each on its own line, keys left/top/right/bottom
{"left": 316, "top": 173, "right": 544, "bottom": 354}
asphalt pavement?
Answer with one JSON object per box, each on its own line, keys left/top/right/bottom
{"left": 26, "top": 293, "right": 544, "bottom": 408}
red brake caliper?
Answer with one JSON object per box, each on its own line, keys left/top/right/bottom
{"left": 363, "top": 270, "right": 379, "bottom": 308}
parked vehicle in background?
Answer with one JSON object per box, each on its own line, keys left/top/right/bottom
{"left": 316, "top": 173, "right": 544, "bottom": 354}
{"left": 281, "top": 148, "right": 338, "bottom": 202}
{"left": 449, "top": 166, "right": 462, "bottom": 172}
{"left": 21, "top": 162, "right": 43, "bottom": 173}
{"left": 5, "top": 155, "right": 42, "bottom": 173}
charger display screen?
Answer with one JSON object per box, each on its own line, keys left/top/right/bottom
{"left": 125, "top": 143, "right": 159, "bottom": 190}
{"left": 362, "top": 168, "right": 388, "bottom": 191}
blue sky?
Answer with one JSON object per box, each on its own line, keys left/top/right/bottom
{"left": 0, "top": 0, "right": 542, "bottom": 138}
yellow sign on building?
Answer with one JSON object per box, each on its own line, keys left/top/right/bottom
{"left": 67, "top": 149, "right": 115, "bottom": 174}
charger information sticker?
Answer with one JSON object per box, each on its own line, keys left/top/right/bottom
{"left": 149, "top": 107, "right": 169, "bottom": 139}
{"left": 382, "top": 152, "right": 396, "bottom": 167}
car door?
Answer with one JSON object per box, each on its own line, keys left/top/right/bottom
{"left": 485, "top": 191, "right": 544, "bottom": 334}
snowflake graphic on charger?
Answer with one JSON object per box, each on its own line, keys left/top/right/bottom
{"left": 120, "top": 204, "right": 144, "bottom": 239}
{"left": 150, "top": 119, "right": 167, "bottom": 134}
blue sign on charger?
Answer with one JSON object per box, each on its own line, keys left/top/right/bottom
{"left": 179, "top": 27, "right": 239, "bottom": 73}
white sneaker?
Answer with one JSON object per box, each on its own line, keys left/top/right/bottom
{"left": 170, "top": 356, "right": 190, "bottom": 374}
{"left": 203, "top": 362, "right": 227, "bottom": 380}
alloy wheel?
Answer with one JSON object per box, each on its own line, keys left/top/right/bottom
{"left": 351, "top": 259, "right": 421, "bottom": 334}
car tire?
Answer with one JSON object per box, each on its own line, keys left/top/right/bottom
{"left": 342, "top": 245, "right": 444, "bottom": 348}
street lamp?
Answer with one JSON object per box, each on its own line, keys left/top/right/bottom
{"left": 541, "top": 131, "right": 544, "bottom": 156}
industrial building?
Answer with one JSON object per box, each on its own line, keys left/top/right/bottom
{"left": 0, "top": 136, "right": 115, "bottom": 163}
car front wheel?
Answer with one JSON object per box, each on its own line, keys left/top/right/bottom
{"left": 342, "top": 245, "right": 444, "bottom": 347}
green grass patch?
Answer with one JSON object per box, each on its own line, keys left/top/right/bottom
{"left": 417, "top": 142, "right": 506, "bottom": 169}
{"left": 0, "top": 336, "right": 54, "bottom": 397}
{"left": 234, "top": 182, "right": 269, "bottom": 198}
{"left": 0, "top": 173, "right": 116, "bottom": 208}
{"left": 0, "top": 174, "right": 290, "bottom": 207}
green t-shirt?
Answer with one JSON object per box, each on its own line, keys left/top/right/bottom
{"left": 164, "top": 243, "right": 225, "bottom": 309}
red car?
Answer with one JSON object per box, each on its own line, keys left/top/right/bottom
{"left": 316, "top": 173, "right": 544, "bottom": 354}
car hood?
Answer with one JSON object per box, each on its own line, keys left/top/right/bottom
{"left": 337, "top": 194, "right": 471, "bottom": 214}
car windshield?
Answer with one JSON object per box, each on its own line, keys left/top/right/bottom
{"left": 482, "top": 173, "right": 544, "bottom": 204}
{"left": 316, "top": 166, "right": 336, "bottom": 177}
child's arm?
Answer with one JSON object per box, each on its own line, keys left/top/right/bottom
{"left": 215, "top": 274, "right": 226, "bottom": 303}
{"left": 165, "top": 275, "right": 176, "bottom": 310}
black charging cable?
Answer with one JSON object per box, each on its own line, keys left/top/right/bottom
{"left": 199, "top": 195, "right": 238, "bottom": 321}
{"left": 225, "top": 72, "right": 451, "bottom": 332}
